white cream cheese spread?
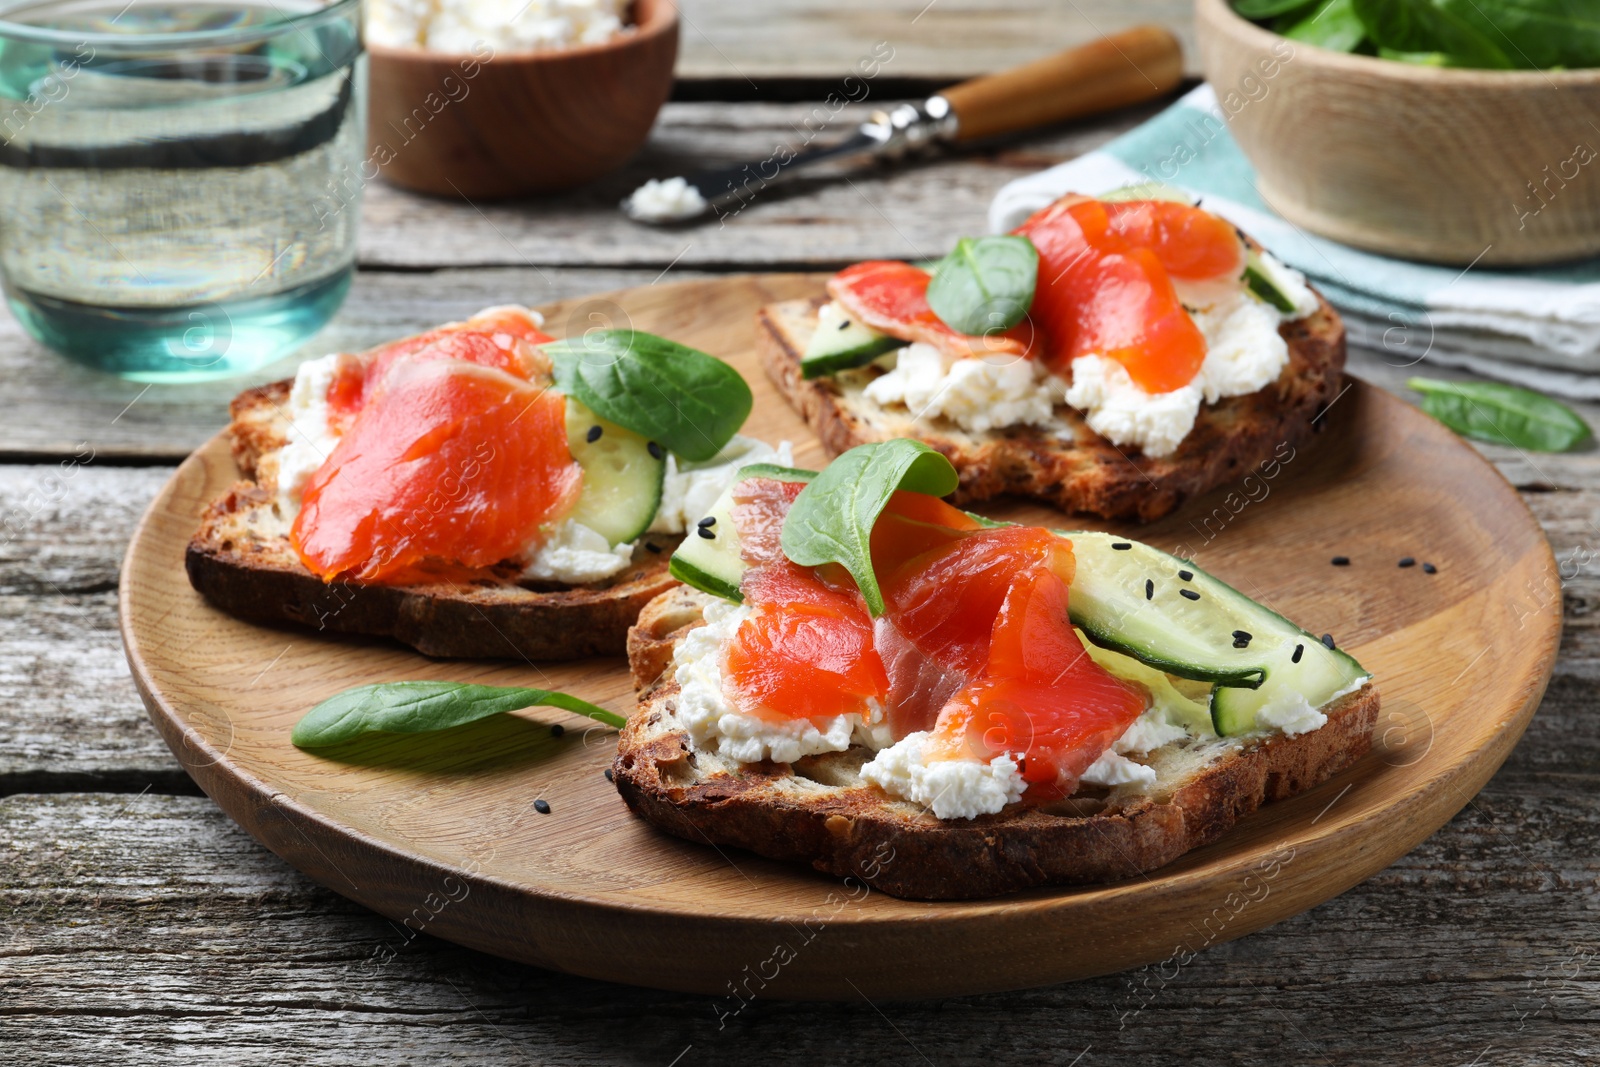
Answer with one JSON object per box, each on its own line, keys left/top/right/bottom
{"left": 368, "top": 0, "right": 630, "bottom": 53}
{"left": 863, "top": 342, "right": 1063, "bottom": 435}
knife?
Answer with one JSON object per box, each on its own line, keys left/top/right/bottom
{"left": 622, "top": 25, "right": 1185, "bottom": 226}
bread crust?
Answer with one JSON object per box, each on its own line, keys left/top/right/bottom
{"left": 186, "top": 379, "right": 679, "bottom": 660}
{"left": 757, "top": 291, "right": 1347, "bottom": 523}
{"left": 613, "top": 589, "right": 1379, "bottom": 900}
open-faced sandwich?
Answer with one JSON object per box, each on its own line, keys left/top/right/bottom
{"left": 615, "top": 441, "right": 1378, "bottom": 900}
{"left": 758, "top": 187, "right": 1345, "bottom": 521}
{"left": 187, "top": 306, "right": 790, "bottom": 660}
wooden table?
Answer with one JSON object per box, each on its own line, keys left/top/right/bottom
{"left": 5, "top": 4, "right": 1599, "bottom": 1062}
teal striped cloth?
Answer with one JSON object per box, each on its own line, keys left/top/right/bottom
{"left": 989, "top": 86, "right": 1600, "bottom": 398}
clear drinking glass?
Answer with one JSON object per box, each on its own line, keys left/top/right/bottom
{"left": 0, "top": 0, "right": 365, "bottom": 381}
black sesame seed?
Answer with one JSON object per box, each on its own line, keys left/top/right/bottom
{"left": 1423, "top": 562, "right": 1437, "bottom": 574}
{"left": 1112, "top": 542, "right": 1132, "bottom": 551}
{"left": 585, "top": 424, "right": 603, "bottom": 444}
{"left": 1321, "top": 633, "right": 1336, "bottom": 649}
{"left": 697, "top": 516, "right": 716, "bottom": 528}
{"left": 1331, "top": 556, "right": 1350, "bottom": 566}
{"left": 697, "top": 526, "right": 716, "bottom": 540}
{"left": 1292, "top": 643, "right": 1304, "bottom": 663}
{"left": 1178, "top": 569, "right": 1194, "bottom": 582}
{"left": 1145, "top": 578, "right": 1154, "bottom": 600}
{"left": 1232, "top": 630, "right": 1252, "bottom": 644}
{"left": 647, "top": 442, "right": 664, "bottom": 461}
{"left": 534, "top": 799, "right": 551, "bottom": 815}
{"left": 550, "top": 724, "right": 565, "bottom": 737}
{"left": 1180, "top": 588, "right": 1201, "bottom": 601}
{"left": 1399, "top": 557, "right": 1416, "bottom": 568}
{"left": 604, "top": 768, "right": 615, "bottom": 782}
{"left": 645, "top": 542, "right": 662, "bottom": 553}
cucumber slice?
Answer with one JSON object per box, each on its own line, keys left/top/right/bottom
{"left": 563, "top": 398, "right": 665, "bottom": 546}
{"left": 1061, "top": 531, "right": 1368, "bottom": 735}
{"left": 1210, "top": 637, "right": 1369, "bottom": 737}
{"left": 668, "top": 463, "right": 815, "bottom": 601}
{"left": 1099, "top": 181, "right": 1196, "bottom": 205}
{"left": 1243, "top": 250, "right": 1297, "bottom": 314}
{"left": 1078, "top": 634, "right": 1215, "bottom": 738}
{"left": 1063, "top": 531, "right": 1273, "bottom": 689}
{"left": 800, "top": 302, "right": 907, "bottom": 380}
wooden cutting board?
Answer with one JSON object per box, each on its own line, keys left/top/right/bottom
{"left": 120, "top": 274, "right": 1561, "bottom": 1000}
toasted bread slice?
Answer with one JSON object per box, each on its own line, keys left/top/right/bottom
{"left": 185, "top": 381, "right": 679, "bottom": 660}
{"left": 757, "top": 293, "right": 1347, "bottom": 522}
{"left": 614, "top": 588, "right": 1379, "bottom": 900}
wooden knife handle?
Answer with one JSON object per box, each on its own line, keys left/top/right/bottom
{"left": 939, "top": 26, "right": 1184, "bottom": 143}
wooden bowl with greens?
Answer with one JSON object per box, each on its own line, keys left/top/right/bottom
{"left": 1196, "top": 0, "right": 1600, "bottom": 266}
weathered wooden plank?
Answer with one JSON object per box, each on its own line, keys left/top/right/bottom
{"left": 674, "top": 0, "right": 1201, "bottom": 81}
{"left": 0, "top": 267, "right": 705, "bottom": 461}
{"left": 2, "top": 787, "right": 1594, "bottom": 1064}
{"left": 355, "top": 100, "right": 1161, "bottom": 270}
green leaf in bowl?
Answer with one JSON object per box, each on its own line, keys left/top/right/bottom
{"left": 1278, "top": 0, "right": 1367, "bottom": 52}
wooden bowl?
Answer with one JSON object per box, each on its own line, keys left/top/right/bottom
{"left": 1195, "top": 0, "right": 1600, "bottom": 266}
{"left": 366, "top": 0, "right": 678, "bottom": 199}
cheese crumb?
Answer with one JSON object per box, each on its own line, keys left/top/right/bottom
{"left": 275, "top": 351, "right": 357, "bottom": 517}
{"left": 860, "top": 732, "right": 1026, "bottom": 820}
{"left": 624, "top": 177, "right": 708, "bottom": 224}
{"left": 864, "top": 343, "right": 1061, "bottom": 434}
{"left": 649, "top": 435, "right": 793, "bottom": 535}
{"left": 1064, "top": 354, "right": 1202, "bottom": 458}
{"left": 521, "top": 518, "right": 633, "bottom": 584}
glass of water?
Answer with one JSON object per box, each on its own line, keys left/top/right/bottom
{"left": 0, "top": 0, "right": 364, "bottom": 381}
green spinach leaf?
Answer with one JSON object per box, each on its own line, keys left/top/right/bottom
{"left": 926, "top": 236, "right": 1039, "bottom": 336}
{"left": 1279, "top": 0, "right": 1367, "bottom": 52}
{"left": 1237, "top": 0, "right": 1600, "bottom": 68}
{"left": 543, "top": 330, "right": 753, "bottom": 463}
{"left": 1234, "top": 0, "right": 1320, "bottom": 17}
{"left": 1408, "top": 377, "right": 1592, "bottom": 452}
{"left": 293, "top": 681, "right": 625, "bottom": 748}
{"left": 1350, "top": 0, "right": 1515, "bottom": 67}
{"left": 780, "top": 440, "right": 960, "bottom": 616}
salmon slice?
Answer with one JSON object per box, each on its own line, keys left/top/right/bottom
{"left": 729, "top": 476, "right": 808, "bottom": 568}
{"left": 1017, "top": 197, "right": 1215, "bottom": 394}
{"left": 326, "top": 307, "right": 555, "bottom": 432}
{"left": 874, "top": 513, "right": 1074, "bottom": 738}
{"left": 725, "top": 559, "right": 889, "bottom": 725}
{"left": 724, "top": 479, "right": 1148, "bottom": 794}
{"left": 291, "top": 359, "right": 581, "bottom": 583}
{"left": 827, "top": 261, "right": 1039, "bottom": 361}
{"left": 923, "top": 565, "right": 1148, "bottom": 799}
{"left": 1101, "top": 200, "right": 1244, "bottom": 281}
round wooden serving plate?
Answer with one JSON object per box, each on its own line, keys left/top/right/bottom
{"left": 122, "top": 275, "right": 1561, "bottom": 1000}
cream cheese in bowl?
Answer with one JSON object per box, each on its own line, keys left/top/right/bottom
{"left": 368, "top": 0, "right": 632, "bottom": 52}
